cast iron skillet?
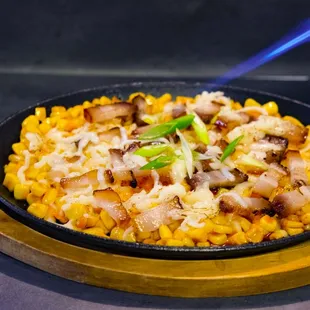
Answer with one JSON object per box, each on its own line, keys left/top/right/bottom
{"left": 0, "top": 81, "right": 309, "bottom": 260}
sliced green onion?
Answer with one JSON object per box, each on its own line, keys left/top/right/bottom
{"left": 134, "top": 144, "right": 168, "bottom": 157}
{"left": 210, "top": 113, "right": 219, "bottom": 124}
{"left": 192, "top": 112, "right": 210, "bottom": 145}
{"left": 220, "top": 135, "right": 244, "bottom": 162}
{"left": 140, "top": 155, "right": 175, "bottom": 170}
{"left": 236, "top": 154, "right": 268, "bottom": 171}
{"left": 139, "top": 114, "right": 195, "bottom": 140}
{"left": 176, "top": 129, "right": 193, "bottom": 178}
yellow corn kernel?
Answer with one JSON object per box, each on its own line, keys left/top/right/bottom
{"left": 42, "top": 188, "right": 57, "bottom": 204}
{"left": 8, "top": 154, "right": 22, "bottom": 163}
{"left": 228, "top": 231, "right": 248, "bottom": 245}
{"left": 213, "top": 224, "right": 233, "bottom": 235}
{"left": 239, "top": 217, "right": 251, "bottom": 232}
{"left": 259, "top": 215, "right": 278, "bottom": 232}
{"left": 128, "top": 92, "right": 145, "bottom": 102}
{"left": 99, "top": 96, "right": 111, "bottom": 105}
{"left": 100, "top": 210, "right": 116, "bottom": 231}
{"left": 269, "top": 229, "right": 288, "bottom": 240}
{"left": 156, "top": 239, "right": 166, "bottom": 246}
{"left": 263, "top": 101, "right": 278, "bottom": 116}
{"left": 176, "top": 96, "right": 194, "bottom": 104}
{"left": 64, "top": 203, "right": 87, "bottom": 220}
{"left": 302, "top": 203, "right": 310, "bottom": 214}
{"left": 208, "top": 233, "right": 227, "bottom": 245}
{"left": 44, "top": 208, "right": 56, "bottom": 223}
{"left": 26, "top": 193, "right": 41, "bottom": 205}
{"left": 304, "top": 224, "right": 310, "bottom": 231}
{"left": 204, "top": 219, "right": 215, "bottom": 233}
{"left": 3, "top": 173, "right": 20, "bottom": 191}
{"left": 159, "top": 224, "right": 173, "bottom": 239}
{"left": 49, "top": 116, "right": 60, "bottom": 127}
{"left": 83, "top": 101, "right": 93, "bottom": 108}
{"left": 94, "top": 219, "right": 109, "bottom": 234}
{"left": 301, "top": 213, "right": 310, "bottom": 225}
{"left": 182, "top": 237, "right": 195, "bottom": 247}
{"left": 75, "top": 215, "right": 87, "bottom": 229}
{"left": 286, "top": 227, "right": 304, "bottom": 236}
{"left": 110, "top": 227, "right": 124, "bottom": 240}
{"left": 25, "top": 166, "right": 40, "bottom": 180}
{"left": 92, "top": 98, "right": 101, "bottom": 105}
{"left": 39, "top": 122, "right": 51, "bottom": 134}
{"left": 22, "top": 115, "right": 39, "bottom": 128}
{"left": 86, "top": 214, "right": 99, "bottom": 228}
{"left": 51, "top": 106, "right": 66, "bottom": 114}
{"left": 283, "top": 115, "right": 304, "bottom": 127}
{"left": 287, "top": 214, "right": 300, "bottom": 221}
{"left": 187, "top": 227, "right": 208, "bottom": 242}
{"left": 157, "top": 93, "right": 172, "bottom": 106}
{"left": 173, "top": 229, "right": 186, "bottom": 240}
{"left": 67, "top": 118, "right": 85, "bottom": 131}
{"left": 232, "top": 101, "right": 243, "bottom": 110}
{"left": 12, "top": 142, "right": 27, "bottom": 156}
{"left": 281, "top": 219, "right": 304, "bottom": 228}
{"left": 168, "top": 221, "right": 181, "bottom": 232}
{"left": 143, "top": 238, "right": 156, "bottom": 245}
{"left": 4, "top": 162, "right": 19, "bottom": 174}
{"left": 197, "top": 241, "right": 211, "bottom": 247}
{"left": 212, "top": 213, "right": 228, "bottom": 225}
{"left": 124, "top": 232, "right": 136, "bottom": 243}
{"left": 83, "top": 227, "right": 106, "bottom": 237}
{"left": 27, "top": 203, "right": 48, "bottom": 218}
{"left": 245, "top": 225, "right": 264, "bottom": 243}
{"left": 166, "top": 239, "right": 184, "bottom": 247}
{"left": 36, "top": 172, "right": 47, "bottom": 181}
{"left": 25, "top": 121, "right": 40, "bottom": 134}
{"left": 244, "top": 98, "right": 261, "bottom": 107}
{"left": 31, "top": 182, "right": 47, "bottom": 197}
{"left": 152, "top": 230, "right": 161, "bottom": 241}
{"left": 35, "top": 107, "right": 46, "bottom": 121}
{"left": 136, "top": 231, "right": 151, "bottom": 241}
{"left": 14, "top": 184, "right": 30, "bottom": 200}
{"left": 57, "top": 119, "right": 69, "bottom": 131}
{"left": 69, "top": 105, "right": 83, "bottom": 118}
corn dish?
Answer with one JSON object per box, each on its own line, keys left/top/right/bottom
{"left": 3, "top": 91, "right": 310, "bottom": 247}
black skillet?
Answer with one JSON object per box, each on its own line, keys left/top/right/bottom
{"left": 0, "top": 81, "right": 309, "bottom": 259}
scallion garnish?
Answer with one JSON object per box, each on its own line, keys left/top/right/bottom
{"left": 134, "top": 144, "right": 168, "bottom": 157}
{"left": 138, "top": 114, "right": 195, "bottom": 140}
{"left": 192, "top": 112, "right": 210, "bottom": 145}
{"left": 220, "top": 135, "right": 244, "bottom": 162}
{"left": 140, "top": 155, "right": 175, "bottom": 170}
{"left": 176, "top": 129, "right": 193, "bottom": 178}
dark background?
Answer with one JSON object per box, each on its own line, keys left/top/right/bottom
{"left": 1, "top": 0, "right": 310, "bottom": 77}
{"left": 0, "top": 0, "right": 309, "bottom": 118}
{"left": 0, "top": 1, "right": 310, "bottom": 309}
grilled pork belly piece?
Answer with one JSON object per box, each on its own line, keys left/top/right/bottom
{"left": 188, "top": 169, "right": 248, "bottom": 190}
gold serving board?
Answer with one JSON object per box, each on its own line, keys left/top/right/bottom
{"left": 0, "top": 210, "right": 309, "bottom": 297}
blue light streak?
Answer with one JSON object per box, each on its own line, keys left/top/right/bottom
{"left": 211, "top": 19, "right": 310, "bottom": 87}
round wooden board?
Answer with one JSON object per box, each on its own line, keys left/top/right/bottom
{"left": 0, "top": 210, "right": 310, "bottom": 298}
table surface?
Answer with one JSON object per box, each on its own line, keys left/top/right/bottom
{"left": 0, "top": 74, "right": 309, "bottom": 310}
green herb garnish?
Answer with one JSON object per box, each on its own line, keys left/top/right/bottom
{"left": 138, "top": 114, "right": 195, "bottom": 140}
{"left": 140, "top": 155, "right": 175, "bottom": 170}
{"left": 176, "top": 129, "right": 194, "bottom": 178}
{"left": 192, "top": 112, "right": 210, "bottom": 145}
{"left": 134, "top": 144, "right": 168, "bottom": 157}
{"left": 220, "top": 135, "right": 244, "bottom": 162}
